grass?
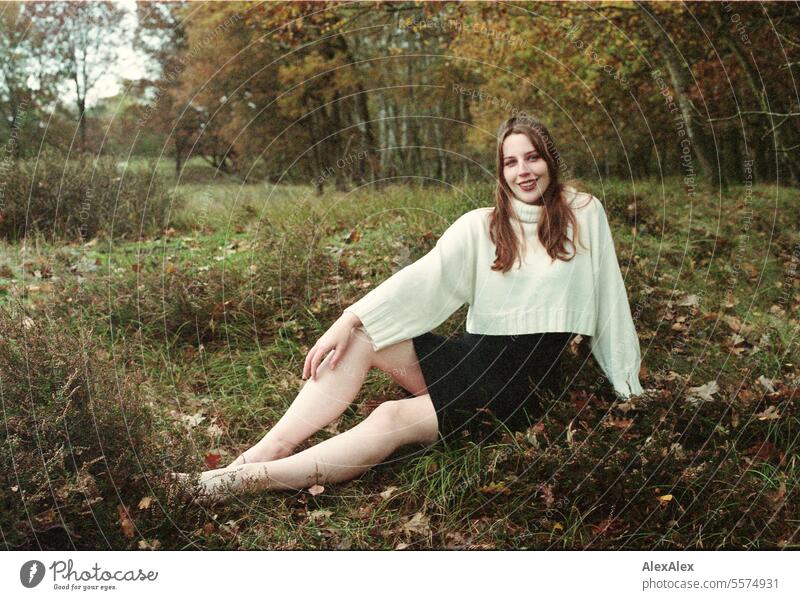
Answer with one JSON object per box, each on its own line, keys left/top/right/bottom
{"left": 1, "top": 176, "right": 797, "bottom": 549}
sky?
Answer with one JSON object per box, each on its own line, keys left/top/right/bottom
{"left": 82, "top": 0, "right": 151, "bottom": 108}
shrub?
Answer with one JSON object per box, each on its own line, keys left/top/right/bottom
{"left": 0, "top": 150, "right": 183, "bottom": 242}
{"left": 0, "top": 302, "right": 196, "bottom": 549}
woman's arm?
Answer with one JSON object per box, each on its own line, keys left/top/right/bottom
{"left": 303, "top": 311, "right": 363, "bottom": 380}
{"left": 588, "top": 197, "right": 644, "bottom": 399}
{"left": 342, "top": 212, "right": 477, "bottom": 351}
{"left": 339, "top": 311, "right": 362, "bottom": 328}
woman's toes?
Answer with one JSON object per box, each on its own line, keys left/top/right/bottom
{"left": 167, "top": 472, "right": 203, "bottom": 504}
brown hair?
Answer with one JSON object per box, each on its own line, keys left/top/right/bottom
{"left": 489, "top": 115, "right": 589, "bottom": 273}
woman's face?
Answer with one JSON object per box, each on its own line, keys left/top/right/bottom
{"left": 502, "top": 133, "right": 551, "bottom": 204}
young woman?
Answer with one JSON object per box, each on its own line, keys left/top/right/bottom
{"left": 174, "top": 116, "right": 644, "bottom": 502}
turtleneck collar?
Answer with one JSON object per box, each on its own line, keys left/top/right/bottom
{"left": 510, "top": 196, "right": 544, "bottom": 223}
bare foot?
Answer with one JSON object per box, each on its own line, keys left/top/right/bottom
{"left": 168, "top": 468, "right": 245, "bottom": 506}
{"left": 167, "top": 472, "right": 209, "bottom": 505}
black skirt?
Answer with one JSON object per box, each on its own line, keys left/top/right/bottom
{"left": 401, "top": 331, "right": 574, "bottom": 440}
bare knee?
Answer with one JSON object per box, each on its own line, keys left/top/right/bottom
{"left": 368, "top": 399, "right": 439, "bottom": 447}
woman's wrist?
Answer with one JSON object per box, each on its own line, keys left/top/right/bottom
{"left": 340, "top": 310, "right": 362, "bottom": 328}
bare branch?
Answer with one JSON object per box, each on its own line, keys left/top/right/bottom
{"left": 709, "top": 110, "right": 800, "bottom": 123}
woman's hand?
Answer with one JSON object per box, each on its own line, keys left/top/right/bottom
{"left": 303, "top": 312, "right": 363, "bottom": 380}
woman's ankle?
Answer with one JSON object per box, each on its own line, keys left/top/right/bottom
{"left": 244, "top": 438, "right": 296, "bottom": 462}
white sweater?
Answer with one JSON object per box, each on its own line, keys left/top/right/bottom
{"left": 343, "top": 187, "right": 645, "bottom": 399}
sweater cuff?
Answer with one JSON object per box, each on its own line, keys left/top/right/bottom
{"left": 611, "top": 369, "right": 644, "bottom": 399}
{"left": 343, "top": 295, "right": 406, "bottom": 352}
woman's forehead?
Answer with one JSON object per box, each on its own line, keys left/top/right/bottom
{"left": 502, "top": 133, "right": 537, "bottom": 155}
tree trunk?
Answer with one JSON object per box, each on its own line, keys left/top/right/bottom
{"left": 711, "top": 4, "right": 799, "bottom": 186}
{"left": 636, "top": 2, "right": 722, "bottom": 188}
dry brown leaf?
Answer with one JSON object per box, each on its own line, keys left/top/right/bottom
{"left": 380, "top": 485, "right": 399, "bottom": 500}
{"left": 755, "top": 405, "right": 781, "bottom": 421}
{"left": 479, "top": 481, "right": 512, "bottom": 495}
{"left": 686, "top": 380, "right": 719, "bottom": 404}
{"left": 117, "top": 504, "right": 135, "bottom": 539}
{"left": 137, "top": 496, "right": 153, "bottom": 510}
{"left": 308, "top": 509, "right": 333, "bottom": 522}
{"left": 344, "top": 228, "right": 361, "bottom": 244}
{"left": 402, "top": 511, "right": 431, "bottom": 537}
{"left": 137, "top": 539, "right": 161, "bottom": 550}
{"left": 607, "top": 416, "right": 634, "bottom": 429}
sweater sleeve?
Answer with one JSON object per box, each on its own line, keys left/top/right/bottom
{"left": 342, "top": 212, "right": 476, "bottom": 351}
{"left": 588, "top": 198, "right": 645, "bottom": 399}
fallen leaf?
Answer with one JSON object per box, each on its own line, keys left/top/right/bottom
{"left": 402, "top": 511, "right": 431, "bottom": 537}
{"left": 757, "top": 376, "right": 777, "bottom": 393}
{"left": 137, "top": 539, "right": 161, "bottom": 550}
{"left": 615, "top": 399, "right": 636, "bottom": 413}
{"left": 181, "top": 412, "right": 205, "bottom": 428}
{"left": 606, "top": 416, "right": 634, "bottom": 429}
{"left": 724, "top": 314, "right": 755, "bottom": 337}
{"left": 137, "top": 496, "right": 153, "bottom": 510}
{"left": 323, "top": 418, "right": 341, "bottom": 435}
{"left": 204, "top": 453, "right": 221, "bottom": 469}
{"left": 308, "top": 509, "right": 333, "bottom": 522}
{"left": 395, "top": 542, "right": 410, "bottom": 550}
{"left": 344, "top": 228, "right": 361, "bottom": 244}
{"left": 755, "top": 405, "right": 780, "bottom": 421}
{"left": 686, "top": 380, "right": 719, "bottom": 404}
{"left": 117, "top": 504, "right": 135, "bottom": 538}
{"left": 768, "top": 481, "right": 786, "bottom": 505}
{"left": 744, "top": 440, "right": 781, "bottom": 462}
{"left": 677, "top": 294, "right": 700, "bottom": 308}
{"left": 658, "top": 494, "right": 673, "bottom": 502}
{"left": 479, "top": 481, "right": 512, "bottom": 495}
{"left": 206, "top": 423, "right": 224, "bottom": 437}
{"left": 380, "top": 485, "right": 399, "bottom": 500}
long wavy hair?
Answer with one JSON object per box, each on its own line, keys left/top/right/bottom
{"left": 489, "top": 116, "right": 589, "bottom": 273}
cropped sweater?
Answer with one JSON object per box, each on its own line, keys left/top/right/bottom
{"left": 343, "top": 187, "right": 645, "bottom": 399}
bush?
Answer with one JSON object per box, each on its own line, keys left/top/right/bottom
{"left": 0, "top": 150, "right": 183, "bottom": 242}
{"left": 0, "top": 303, "right": 195, "bottom": 549}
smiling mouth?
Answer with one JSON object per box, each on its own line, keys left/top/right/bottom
{"left": 518, "top": 179, "right": 538, "bottom": 191}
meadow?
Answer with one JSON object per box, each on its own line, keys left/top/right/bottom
{"left": 1, "top": 163, "right": 797, "bottom": 550}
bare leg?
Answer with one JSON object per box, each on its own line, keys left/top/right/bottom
{"left": 228, "top": 328, "right": 428, "bottom": 466}
{"left": 197, "top": 395, "right": 439, "bottom": 499}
